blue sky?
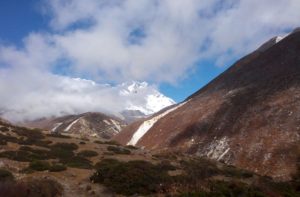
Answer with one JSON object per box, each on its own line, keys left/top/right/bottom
{"left": 0, "top": 0, "right": 230, "bottom": 102}
{"left": 0, "top": 0, "right": 48, "bottom": 46}
{"left": 0, "top": 0, "right": 299, "bottom": 121}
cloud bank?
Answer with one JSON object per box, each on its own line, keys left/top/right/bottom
{"left": 0, "top": 0, "right": 300, "bottom": 121}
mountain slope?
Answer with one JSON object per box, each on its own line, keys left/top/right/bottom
{"left": 22, "top": 112, "right": 126, "bottom": 139}
{"left": 115, "top": 30, "right": 300, "bottom": 180}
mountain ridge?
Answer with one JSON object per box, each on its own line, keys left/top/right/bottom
{"left": 115, "top": 29, "right": 300, "bottom": 180}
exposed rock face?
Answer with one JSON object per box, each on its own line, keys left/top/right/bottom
{"left": 115, "top": 31, "right": 300, "bottom": 180}
{"left": 22, "top": 112, "right": 126, "bottom": 139}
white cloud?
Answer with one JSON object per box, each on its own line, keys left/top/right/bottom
{"left": 1, "top": 0, "right": 300, "bottom": 121}
{"left": 0, "top": 68, "right": 174, "bottom": 122}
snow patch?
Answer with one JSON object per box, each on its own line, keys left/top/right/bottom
{"left": 110, "top": 119, "right": 122, "bottom": 132}
{"left": 127, "top": 101, "right": 187, "bottom": 146}
{"left": 275, "top": 36, "right": 283, "bottom": 43}
{"left": 103, "top": 120, "right": 111, "bottom": 125}
{"left": 64, "top": 118, "right": 80, "bottom": 132}
{"left": 51, "top": 122, "right": 62, "bottom": 132}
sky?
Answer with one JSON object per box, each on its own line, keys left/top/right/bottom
{"left": 0, "top": 0, "right": 300, "bottom": 122}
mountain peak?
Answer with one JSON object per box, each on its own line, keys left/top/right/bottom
{"left": 119, "top": 81, "right": 176, "bottom": 116}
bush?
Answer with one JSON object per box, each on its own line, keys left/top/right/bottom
{"left": 180, "top": 158, "right": 220, "bottom": 179}
{"left": 0, "top": 133, "right": 18, "bottom": 145}
{"left": 49, "top": 164, "right": 67, "bottom": 172}
{"left": 0, "top": 169, "right": 14, "bottom": 182}
{"left": 79, "top": 141, "right": 86, "bottom": 145}
{"left": 94, "top": 140, "right": 120, "bottom": 146}
{"left": 51, "top": 143, "right": 78, "bottom": 151}
{"left": 28, "top": 160, "right": 50, "bottom": 171}
{"left": 0, "top": 178, "right": 63, "bottom": 197}
{"left": 46, "top": 133, "right": 71, "bottom": 138}
{"left": 49, "top": 147, "right": 75, "bottom": 159}
{"left": 60, "top": 156, "right": 93, "bottom": 169}
{"left": 12, "top": 127, "right": 44, "bottom": 140}
{"left": 18, "top": 146, "right": 54, "bottom": 160}
{"left": 18, "top": 138, "right": 52, "bottom": 147}
{"left": 0, "top": 151, "right": 34, "bottom": 162}
{"left": 107, "top": 146, "right": 131, "bottom": 155}
{"left": 0, "top": 127, "right": 9, "bottom": 132}
{"left": 209, "top": 181, "right": 266, "bottom": 197}
{"left": 91, "top": 159, "right": 170, "bottom": 195}
{"left": 78, "top": 150, "right": 98, "bottom": 158}
{"left": 222, "top": 165, "right": 253, "bottom": 178}
{"left": 126, "top": 145, "right": 138, "bottom": 150}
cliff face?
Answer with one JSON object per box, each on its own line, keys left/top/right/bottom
{"left": 115, "top": 31, "right": 300, "bottom": 180}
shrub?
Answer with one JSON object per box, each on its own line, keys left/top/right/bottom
{"left": 0, "top": 127, "right": 9, "bottom": 132}
{"left": 107, "top": 146, "right": 131, "bottom": 155}
{"left": 18, "top": 138, "right": 51, "bottom": 147}
{"left": 49, "top": 147, "right": 75, "bottom": 159}
{"left": 78, "top": 150, "right": 98, "bottom": 158}
{"left": 91, "top": 159, "right": 170, "bottom": 195}
{"left": 157, "top": 160, "right": 176, "bottom": 171}
{"left": 49, "top": 164, "right": 67, "bottom": 172}
{"left": 180, "top": 158, "right": 220, "bottom": 179}
{"left": 0, "top": 169, "right": 14, "bottom": 182}
{"left": 0, "top": 151, "right": 34, "bottom": 162}
{"left": 60, "top": 156, "right": 93, "bottom": 169}
{"left": 29, "top": 160, "right": 50, "bottom": 171}
{"left": 0, "top": 178, "right": 63, "bottom": 197}
{"left": 126, "top": 145, "right": 138, "bottom": 150}
{"left": 222, "top": 165, "right": 253, "bottom": 178}
{"left": 12, "top": 127, "right": 44, "bottom": 140}
{"left": 209, "top": 181, "right": 266, "bottom": 197}
{"left": 46, "top": 133, "right": 71, "bottom": 138}
{"left": 94, "top": 140, "right": 120, "bottom": 146}
{"left": 79, "top": 141, "right": 86, "bottom": 145}
{"left": 51, "top": 143, "right": 78, "bottom": 151}
{"left": 0, "top": 133, "right": 18, "bottom": 145}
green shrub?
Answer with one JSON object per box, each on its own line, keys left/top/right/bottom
{"left": 107, "top": 146, "right": 131, "bottom": 155}
{"left": 222, "top": 165, "right": 253, "bottom": 178}
{"left": 0, "top": 127, "right": 9, "bottom": 132}
{"left": 12, "top": 128, "right": 44, "bottom": 139}
{"left": 91, "top": 159, "right": 170, "bottom": 195}
{"left": 49, "top": 147, "right": 75, "bottom": 159}
{"left": 0, "top": 151, "right": 34, "bottom": 162}
{"left": 46, "top": 133, "right": 71, "bottom": 138}
{"left": 49, "top": 164, "right": 67, "bottom": 172}
{"left": 209, "top": 181, "right": 266, "bottom": 197}
{"left": 0, "top": 169, "right": 14, "bottom": 182}
{"left": 157, "top": 160, "right": 176, "bottom": 171}
{"left": 18, "top": 146, "right": 54, "bottom": 160}
{"left": 60, "top": 156, "right": 93, "bottom": 169}
{"left": 126, "top": 145, "right": 138, "bottom": 150}
{"left": 18, "top": 138, "right": 51, "bottom": 147}
{"left": 28, "top": 160, "right": 50, "bottom": 171}
{"left": 51, "top": 143, "right": 78, "bottom": 151}
{"left": 94, "top": 140, "right": 120, "bottom": 146}
{"left": 78, "top": 150, "right": 98, "bottom": 157}
{"left": 0, "top": 133, "right": 18, "bottom": 145}
{"left": 180, "top": 158, "right": 220, "bottom": 179}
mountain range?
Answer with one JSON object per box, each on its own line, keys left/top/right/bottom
{"left": 115, "top": 28, "right": 300, "bottom": 180}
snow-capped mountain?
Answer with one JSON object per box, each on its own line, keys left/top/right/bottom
{"left": 119, "top": 81, "right": 176, "bottom": 116}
